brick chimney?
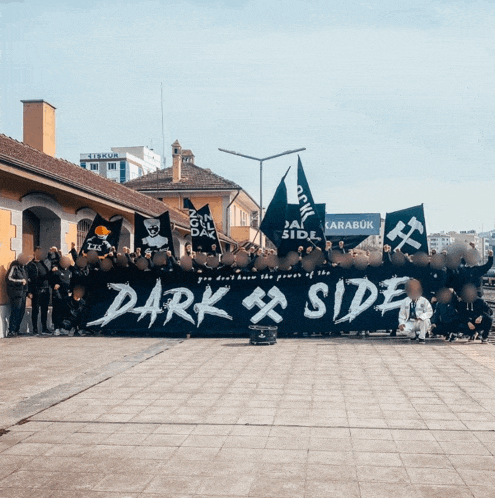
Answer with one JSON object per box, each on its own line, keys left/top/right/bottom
{"left": 20, "top": 100, "right": 56, "bottom": 157}
{"left": 172, "top": 139, "right": 182, "bottom": 183}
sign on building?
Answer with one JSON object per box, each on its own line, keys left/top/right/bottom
{"left": 325, "top": 213, "right": 381, "bottom": 236}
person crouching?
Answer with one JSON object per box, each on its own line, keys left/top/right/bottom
{"left": 430, "top": 288, "right": 460, "bottom": 342}
{"left": 59, "top": 286, "right": 88, "bottom": 337}
{"left": 458, "top": 284, "right": 493, "bottom": 344}
{"left": 398, "top": 279, "right": 433, "bottom": 344}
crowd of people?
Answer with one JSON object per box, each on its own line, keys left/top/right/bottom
{"left": 5, "top": 239, "right": 494, "bottom": 342}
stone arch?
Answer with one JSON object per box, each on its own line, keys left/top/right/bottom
{"left": 20, "top": 193, "right": 65, "bottom": 254}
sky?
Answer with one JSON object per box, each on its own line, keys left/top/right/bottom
{"left": 1, "top": 0, "right": 495, "bottom": 233}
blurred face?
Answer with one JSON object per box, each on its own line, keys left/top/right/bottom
{"left": 339, "top": 241, "right": 344, "bottom": 248}
{"left": 437, "top": 288, "right": 453, "bottom": 304}
{"left": 18, "top": 253, "right": 30, "bottom": 265}
{"left": 34, "top": 249, "right": 43, "bottom": 260}
{"left": 326, "top": 242, "right": 331, "bottom": 249}
{"left": 406, "top": 280, "right": 422, "bottom": 300}
{"left": 73, "top": 286, "right": 85, "bottom": 299}
{"left": 461, "top": 284, "right": 477, "bottom": 303}
{"left": 211, "top": 244, "right": 216, "bottom": 251}
{"left": 298, "top": 246, "right": 303, "bottom": 252}
{"left": 59, "top": 256, "right": 71, "bottom": 270}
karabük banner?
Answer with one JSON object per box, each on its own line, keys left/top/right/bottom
{"left": 384, "top": 204, "right": 428, "bottom": 255}
{"left": 185, "top": 199, "right": 222, "bottom": 254}
{"left": 134, "top": 212, "right": 176, "bottom": 257}
{"left": 85, "top": 262, "right": 433, "bottom": 335}
{"left": 325, "top": 213, "right": 381, "bottom": 236}
{"left": 80, "top": 214, "right": 123, "bottom": 256}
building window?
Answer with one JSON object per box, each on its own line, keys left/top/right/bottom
{"left": 183, "top": 197, "right": 190, "bottom": 209}
{"left": 90, "top": 163, "right": 99, "bottom": 171}
{"left": 80, "top": 162, "right": 86, "bottom": 169}
{"left": 174, "top": 148, "right": 178, "bottom": 154}
{"left": 77, "top": 219, "right": 92, "bottom": 249}
{"left": 120, "top": 161, "right": 126, "bottom": 183}
{"left": 108, "top": 162, "right": 117, "bottom": 170}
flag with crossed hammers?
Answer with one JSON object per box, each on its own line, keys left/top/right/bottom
{"left": 384, "top": 204, "right": 428, "bottom": 255}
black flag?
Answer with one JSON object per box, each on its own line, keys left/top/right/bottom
{"left": 185, "top": 199, "right": 222, "bottom": 254}
{"left": 384, "top": 204, "right": 428, "bottom": 254}
{"left": 296, "top": 156, "right": 326, "bottom": 249}
{"left": 80, "top": 214, "right": 123, "bottom": 256}
{"left": 260, "top": 168, "right": 289, "bottom": 247}
{"left": 134, "top": 212, "right": 175, "bottom": 257}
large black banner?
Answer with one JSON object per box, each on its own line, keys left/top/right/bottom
{"left": 85, "top": 263, "right": 432, "bottom": 334}
{"left": 81, "top": 214, "right": 123, "bottom": 256}
{"left": 384, "top": 204, "right": 428, "bottom": 254}
{"left": 134, "top": 212, "right": 175, "bottom": 257}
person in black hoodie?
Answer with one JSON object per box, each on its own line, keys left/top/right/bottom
{"left": 457, "top": 284, "right": 493, "bottom": 343}
{"left": 50, "top": 256, "right": 73, "bottom": 335}
{"left": 59, "top": 286, "right": 88, "bottom": 336}
{"left": 6, "top": 254, "right": 30, "bottom": 337}
{"left": 27, "top": 247, "right": 51, "bottom": 335}
{"left": 457, "top": 249, "right": 493, "bottom": 296}
{"left": 430, "top": 288, "right": 460, "bottom": 342}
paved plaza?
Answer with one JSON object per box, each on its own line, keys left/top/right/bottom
{"left": 2, "top": 336, "right": 495, "bottom": 497}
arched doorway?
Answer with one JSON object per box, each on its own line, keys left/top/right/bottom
{"left": 22, "top": 207, "right": 61, "bottom": 254}
{"left": 77, "top": 219, "right": 93, "bottom": 249}
{"left": 22, "top": 210, "right": 40, "bottom": 255}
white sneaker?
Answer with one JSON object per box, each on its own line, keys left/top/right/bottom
{"left": 60, "top": 328, "right": 70, "bottom": 336}
{"left": 68, "top": 328, "right": 75, "bottom": 337}
{"left": 54, "top": 329, "right": 61, "bottom": 336}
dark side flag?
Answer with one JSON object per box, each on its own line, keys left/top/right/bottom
{"left": 185, "top": 199, "right": 222, "bottom": 254}
{"left": 384, "top": 204, "right": 428, "bottom": 255}
{"left": 296, "top": 157, "right": 326, "bottom": 249}
{"left": 81, "top": 214, "right": 123, "bottom": 256}
{"left": 278, "top": 204, "right": 326, "bottom": 256}
{"left": 260, "top": 168, "right": 290, "bottom": 247}
{"left": 134, "top": 212, "right": 175, "bottom": 257}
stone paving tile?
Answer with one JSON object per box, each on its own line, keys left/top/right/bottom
{"left": 2, "top": 339, "right": 495, "bottom": 496}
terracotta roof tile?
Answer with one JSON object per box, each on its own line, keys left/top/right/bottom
{"left": 0, "top": 134, "right": 237, "bottom": 244}
{"left": 0, "top": 133, "right": 192, "bottom": 225}
{"left": 125, "top": 162, "right": 241, "bottom": 191}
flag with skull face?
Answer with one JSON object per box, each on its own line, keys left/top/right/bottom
{"left": 81, "top": 214, "right": 123, "bottom": 256}
{"left": 384, "top": 204, "right": 428, "bottom": 255}
{"left": 134, "top": 212, "right": 176, "bottom": 257}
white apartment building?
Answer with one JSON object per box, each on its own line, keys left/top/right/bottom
{"left": 428, "top": 230, "right": 490, "bottom": 259}
{"left": 80, "top": 146, "right": 161, "bottom": 183}
{"left": 427, "top": 233, "right": 455, "bottom": 253}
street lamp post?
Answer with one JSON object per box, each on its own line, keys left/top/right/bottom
{"left": 218, "top": 147, "right": 306, "bottom": 248}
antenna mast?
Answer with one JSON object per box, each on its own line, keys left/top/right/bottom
{"left": 161, "top": 83, "right": 166, "bottom": 169}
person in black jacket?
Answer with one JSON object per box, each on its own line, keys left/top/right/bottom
{"left": 458, "top": 284, "right": 493, "bottom": 343}
{"left": 6, "top": 255, "right": 30, "bottom": 337}
{"left": 27, "top": 247, "right": 51, "bottom": 335}
{"left": 430, "top": 288, "right": 460, "bottom": 341}
{"left": 69, "top": 242, "right": 78, "bottom": 265}
{"left": 59, "top": 286, "right": 88, "bottom": 336}
{"left": 50, "top": 256, "right": 73, "bottom": 335}
{"left": 457, "top": 249, "right": 494, "bottom": 296}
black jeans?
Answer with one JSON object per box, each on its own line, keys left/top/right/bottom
{"left": 432, "top": 321, "right": 460, "bottom": 337}
{"left": 31, "top": 289, "right": 50, "bottom": 332}
{"left": 9, "top": 295, "right": 26, "bottom": 335}
{"left": 460, "top": 316, "right": 493, "bottom": 339}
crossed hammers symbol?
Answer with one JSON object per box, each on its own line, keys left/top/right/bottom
{"left": 387, "top": 216, "right": 424, "bottom": 251}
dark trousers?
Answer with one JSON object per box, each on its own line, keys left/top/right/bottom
{"left": 432, "top": 321, "right": 459, "bottom": 337}
{"left": 460, "top": 316, "right": 493, "bottom": 339}
{"left": 51, "top": 296, "right": 67, "bottom": 330}
{"left": 9, "top": 295, "right": 26, "bottom": 335}
{"left": 31, "top": 289, "right": 50, "bottom": 332}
